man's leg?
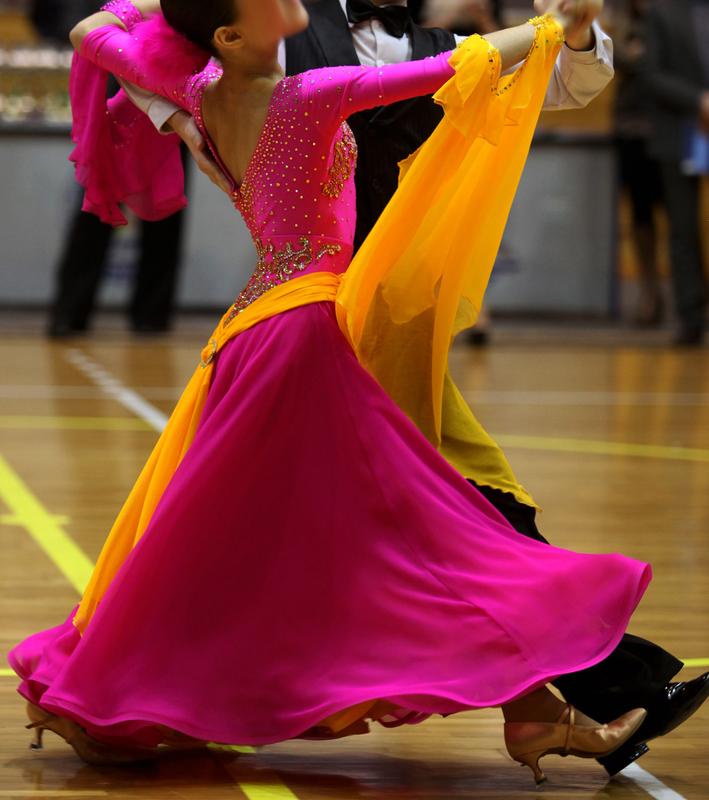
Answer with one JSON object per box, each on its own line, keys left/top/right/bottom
{"left": 470, "top": 481, "right": 682, "bottom": 717}
{"left": 131, "top": 209, "right": 185, "bottom": 333}
{"left": 48, "top": 206, "right": 113, "bottom": 337}
{"left": 468, "top": 480, "right": 706, "bottom": 775}
{"left": 131, "top": 149, "right": 189, "bottom": 333}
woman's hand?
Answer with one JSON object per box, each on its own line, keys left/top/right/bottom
{"left": 167, "top": 111, "right": 232, "bottom": 195}
{"left": 70, "top": 1, "right": 160, "bottom": 50}
{"left": 534, "top": 0, "right": 603, "bottom": 50}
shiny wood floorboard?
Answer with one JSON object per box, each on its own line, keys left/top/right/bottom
{"left": 1, "top": 326, "right": 707, "bottom": 799}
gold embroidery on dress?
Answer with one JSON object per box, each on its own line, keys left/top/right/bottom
{"left": 490, "top": 17, "right": 564, "bottom": 96}
{"left": 222, "top": 237, "right": 343, "bottom": 327}
{"left": 322, "top": 125, "right": 358, "bottom": 198}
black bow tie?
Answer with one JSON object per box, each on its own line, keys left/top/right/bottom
{"left": 346, "top": 0, "right": 411, "bottom": 39}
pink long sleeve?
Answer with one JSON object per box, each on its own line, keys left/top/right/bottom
{"left": 299, "top": 54, "right": 455, "bottom": 136}
{"left": 69, "top": 15, "right": 211, "bottom": 225}
{"left": 79, "top": 19, "right": 209, "bottom": 111}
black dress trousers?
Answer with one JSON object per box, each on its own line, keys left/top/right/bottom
{"left": 470, "top": 482, "right": 683, "bottom": 722}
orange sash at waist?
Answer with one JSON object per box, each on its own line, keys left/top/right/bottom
{"left": 74, "top": 271, "right": 342, "bottom": 633}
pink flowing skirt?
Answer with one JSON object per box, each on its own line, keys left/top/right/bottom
{"left": 10, "top": 303, "right": 650, "bottom": 746}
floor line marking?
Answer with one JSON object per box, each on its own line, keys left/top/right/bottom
{"left": 3, "top": 410, "right": 709, "bottom": 466}
{"left": 682, "top": 658, "right": 709, "bottom": 668}
{"left": 494, "top": 434, "right": 709, "bottom": 463}
{"left": 0, "top": 415, "right": 153, "bottom": 432}
{"left": 65, "top": 350, "right": 169, "bottom": 432}
{"left": 0, "top": 454, "right": 93, "bottom": 594}
{"left": 0, "top": 384, "right": 181, "bottom": 401}
{"left": 0, "top": 792, "right": 107, "bottom": 797}
{"left": 238, "top": 783, "right": 299, "bottom": 800}
{"left": 622, "top": 764, "right": 688, "bottom": 800}
{"left": 4, "top": 384, "right": 709, "bottom": 406}
{"left": 465, "top": 389, "right": 709, "bottom": 408}
{"left": 225, "top": 768, "right": 299, "bottom": 800}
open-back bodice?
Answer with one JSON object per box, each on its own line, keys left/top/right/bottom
{"left": 188, "top": 68, "right": 359, "bottom": 322}
{"left": 79, "top": 15, "right": 455, "bottom": 316}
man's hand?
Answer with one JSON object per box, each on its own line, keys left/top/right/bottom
{"left": 134, "top": 0, "right": 162, "bottom": 17}
{"left": 534, "top": 0, "right": 603, "bottom": 51}
{"left": 167, "top": 110, "right": 231, "bottom": 195}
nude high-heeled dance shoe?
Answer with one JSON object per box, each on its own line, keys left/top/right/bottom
{"left": 26, "top": 703, "right": 159, "bottom": 766}
{"left": 504, "top": 705, "right": 647, "bottom": 785}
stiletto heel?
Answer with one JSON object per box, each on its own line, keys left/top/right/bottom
{"left": 505, "top": 705, "right": 647, "bottom": 785}
{"left": 26, "top": 720, "right": 45, "bottom": 750}
{"left": 25, "top": 703, "right": 159, "bottom": 765}
{"left": 516, "top": 751, "right": 547, "bottom": 784}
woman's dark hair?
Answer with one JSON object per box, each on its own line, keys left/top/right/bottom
{"left": 160, "top": 0, "right": 237, "bottom": 56}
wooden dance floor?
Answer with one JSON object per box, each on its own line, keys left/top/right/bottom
{"left": 1, "top": 319, "right": 707, "bottom": 799}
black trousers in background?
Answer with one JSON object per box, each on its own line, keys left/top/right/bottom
{"left": 49, "top": 204, "right": 186, "bottom": 333}
{"left": 659, "top": 160, "right": 707, "bottom": 331}
{"left": 470, "top": 481, "right": 683, "bottom": 723}
{"left": 617, "top": 137, "right": 664, "bottom": 229}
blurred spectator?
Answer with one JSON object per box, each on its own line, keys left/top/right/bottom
{"left": 28, "top": 0, "right": 94, "bottom": 44}
{"left": 29, "top": 0, "right": 188, "bottom": 337}
{"left": 414, "top": 0, "right": 503, "bottom": 33}
{"left": 643, "top": 0, "right": 708, "bottom": 346}
{"left": 614, "top": 0, "right": 665, "bottom": 326}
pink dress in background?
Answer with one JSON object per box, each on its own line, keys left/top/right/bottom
{"left": 9, "top": 16, "right": 651, "bottom": 747}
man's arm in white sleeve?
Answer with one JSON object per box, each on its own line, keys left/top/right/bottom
{"left": 119, "top": 79, "right": 180, "bottom": 133}
{"left": 453, "top": 20, "right": 614, "bottom": 112}
{"left": 543, "top": 20, "right": 614, "bottom": 110}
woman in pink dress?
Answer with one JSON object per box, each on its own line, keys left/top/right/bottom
{"left": 10, "top": 0, "right": 652, "bottom": 785}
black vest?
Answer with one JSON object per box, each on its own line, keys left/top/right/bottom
{"left": 285, "top": 0, "right": 455, "bottom": 249}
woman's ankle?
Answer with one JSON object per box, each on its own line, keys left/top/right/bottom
{"left": 502, "top": 688, "right": 601, "bottom": 727}
{"left": 502, "top": 687, "right": 566, "bottom": 723}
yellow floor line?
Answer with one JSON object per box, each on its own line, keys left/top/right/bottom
{"left": 0, "top": 415, "right": 152, "bottom": 432}
{"left": 0, "top": 454, "right": 93, "bottom": 594}
{"left": 0, "top": 793, "right": 107, "bottom": 797}
{"left": 0, "top": 456, "right": 284, "bottom": 795}
{"left": 494, "top": 434, "right": 709, "bottom": 463}
{"left": 233, "top": 774, "right": 299, "bottom": 800}
{"left": 682, "top": 659, "right": 709, "bottom": 669}
{"left": 239, "top": 786, "right": 299, "bottom": 800}
{"left": 208, "top": 743, "right": 257, "bottom": 755}
{"left": 2, "top": 415, "right": 708, "bottom": 463}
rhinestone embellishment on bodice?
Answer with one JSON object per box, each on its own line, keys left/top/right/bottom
{"left": 322, "top": 126, "right": 358, "bottom": 199}
{"left": 222, "top": 238, "right": 343, "bottom": 327}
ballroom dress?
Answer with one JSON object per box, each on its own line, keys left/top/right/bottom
{"left": 9, "top": 14, "right": 651, "bottom": 747}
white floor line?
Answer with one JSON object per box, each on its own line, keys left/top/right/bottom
{"left": 65, "top": 350, "right": 168, "bottom": 432}
{"left": 621, "top": 764, "right": 688, "bottom": 800}
{"left": 62, "top": 350, "right": 692, "bottom": 800}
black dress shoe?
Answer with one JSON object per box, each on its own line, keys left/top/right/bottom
{"left": 599, "top": 672, "right": 709, "bottom": 776}
{"left": 673, "top": 324, "right": 705, "bottom": 347}
{"left": 465, "top": 329, "right": 490, "bottom": 347}
{"left": 47, "top": 320, "right": 88, "bottom": 339}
